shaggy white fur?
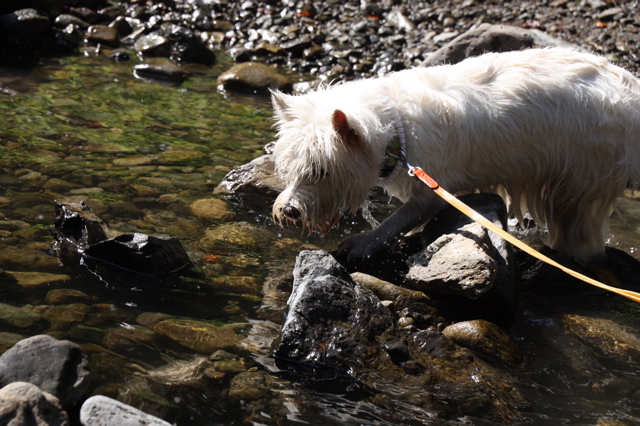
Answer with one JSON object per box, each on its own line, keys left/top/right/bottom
{"left": 271, "top": 47, "right": 640, "bottom": 261}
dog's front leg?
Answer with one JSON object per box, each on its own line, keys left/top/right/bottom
{"left": 338, "top": 194, "right": 448, "bottom": 261}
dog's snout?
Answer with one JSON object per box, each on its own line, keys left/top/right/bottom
{"left": 283, "top": 205, "right": 301, "bottom": 220}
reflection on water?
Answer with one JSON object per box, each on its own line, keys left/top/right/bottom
{"left": 1, "top": 54, "right": 640, "bottom": 424}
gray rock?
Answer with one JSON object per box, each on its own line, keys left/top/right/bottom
{"left": 80, "top": 395, "right": 172, "bottom": 426}
{"left": 215, "top": 152, "right": 283, "bottom": 205}
{"left": 422, "top": 23, "right": 575, "bottom": 67}
{"left": 406, "top": 194, "right": 520, "bottom": 312}
{"left": 276, "top": 250, "right": 394, "bottom": 376}
{"left": 0, "top": 334, "right": 90, "bottom": 407}
{"left": 0, "top": 382, "right": 69, "bottom": 426}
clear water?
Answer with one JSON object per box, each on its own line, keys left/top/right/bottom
{"left": 1, "top": 53, "right": 640, "bottom": 425}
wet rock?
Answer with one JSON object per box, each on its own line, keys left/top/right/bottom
{"left": 133, "top": 60, "right": 188, "bottom": 84}
{"left": 85, "top": 25, "right": 120, "bottom": 47}
{"left": 189, "top": 198, "right": 234, "bottom": 221}
{"left": 0, "top": 246, "right": 60, "bottom": 271}
{"left": 0, "top": 303, "right": 42, "bottom": 331}
{"left": 406, "top": 194, "right": 520, "bottom": 313}
{"left": 151, "top": 319, "right": 242, "bottom": 354}
{"left": 215, "top": 152, "right": 284, "bottom": 206}
{"left": 563, "top": 314, "right": 640, "bottom": 361}
{"left": 0, "top": 332, "right": 23, "bottom": 354}
{"left": 54, "top": 14, "right": 90, "bottom": 31}
{"left": 0, "top": 334, "right": 90, "bottom": 407}
{"left": 275, "top": 250, "right": 394, "bottom": 376}
{"left": 443, "top": 319, "right": 524, "bottom": 367}
{"left": 0, "top": 382, "right": 69, "bottom": 426}
{"left": 82, "top": 234, "right": 194, "bottom": 284}
{"left": 155, "top": 147, "right": 206, "bottom": 164}
{"left": 211, "top": 358, "right": 247, "bottom": 375}
{"left": 134, "top": 32, "right": 170, "bottom": 58}
{"left": 52, "top": 201, "right": 197, "bottom": 288}
{"left": 80, "top": 395, "right": 171, "bottom": 426}
{"left": 45, "top": 289, "right": 93, "bottom": 305}
{"left": 160, "top": 23, "right": 216, "bottom": 65}
{"left": 352, "top": 272, "right": 439, "bottom": 327}
{"left": 422, "top": 23, "right": 575, "bottom": 66}
{"left": 228, "top": 370, "right": 280, "bottom": 402}
{"left": 7, "top": 271, "right": 72, "bottom": 289}
{"left": 199, "top": 221, "right": 275, "bottom": 253}
{"left": 102, "top": 324, "right": 158, "bottom": 358}
{"left": 42, "top": 303, "right": 91, "bottom": 331}
{"left": 217, "top": 62, "right": 293, "bottom": 94}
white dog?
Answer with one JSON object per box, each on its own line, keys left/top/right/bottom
{"left": 271, "top": 48, "right": 640, "bottom": 262}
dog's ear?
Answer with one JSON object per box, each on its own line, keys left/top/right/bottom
{"left": 271, "top": 89, "right": 293, "bottom": 121}
{"left": 332, "top": 110, "right": 361, "bottom": 149}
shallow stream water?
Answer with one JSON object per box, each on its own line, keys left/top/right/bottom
{"left": 2, "top": 54, "right": 640, "bottom": 425}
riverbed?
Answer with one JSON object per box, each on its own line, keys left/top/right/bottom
{"left": 3, "top": 53, "right": 640, "bottom": 424}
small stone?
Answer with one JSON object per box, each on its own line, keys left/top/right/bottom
{"left": 189, "top": 198, "right": 234, "bottom": 221}
{"left": 133, "top": 33, "right": 170, "bottom": 57}
{"left": 45, "top": 289, "right": 93, "bottom": 305}
{"left": 0, "top": 303, "right": 41, "bottom": 330}
{"left": 85, "top": 25, "right": 120, "bottom": 47}
{"left": 112, "top": 155, "right": 154, "bottom": 167}
{"left": 7, "top": 271, "right": 72, "bottom": 289}
{"left": 43, "top": 178, "right": 84, "bottom": 193}
{"left": 217, "top": 62, "right": 292, "bottom": 94}
{"left": 0, "top": 382, "right": 69, "bottom": 426}
{"left": 152, "top": 319, "right": 242, "bottom": 353}
{"left": 443, "top": 319, "right": 524, "bottom": 367}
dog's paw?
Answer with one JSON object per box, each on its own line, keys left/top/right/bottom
{"left": 337, "top": 231, "right": 387, "bottom": 261}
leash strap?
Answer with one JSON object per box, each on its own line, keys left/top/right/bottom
{"left": 408, "top": 166, "right": 640, "bottom": 304}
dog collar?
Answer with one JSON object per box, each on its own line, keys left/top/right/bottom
{"left": 378, "top": 111, "right": 408, "bottom": 186}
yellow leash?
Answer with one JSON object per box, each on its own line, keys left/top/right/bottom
{"left": 408, "top": 166, "right": 640, "bottom": 304}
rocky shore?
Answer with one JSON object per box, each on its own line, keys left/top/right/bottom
{"left": 0, "top": 0, "right": 638, "bottom": 84}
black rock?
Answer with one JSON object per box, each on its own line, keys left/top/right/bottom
{"left": 275, "top": 250, "right": 394, "bottom": 377}
{"left": 51, "top": 201, "right": 197, "bottom": 288}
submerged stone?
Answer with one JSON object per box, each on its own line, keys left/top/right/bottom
{"left": 189, "top": 198, "right": 234, "bottom": 221}
{"left": 443, "top": 319, "right": 524, "bottom": 367}
{"left": 151, "top": 319, "right": 242, "bottom": 353}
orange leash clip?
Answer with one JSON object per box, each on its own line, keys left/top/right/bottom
{"left": 409, "top": 166, "right": 640, "bottom": 304}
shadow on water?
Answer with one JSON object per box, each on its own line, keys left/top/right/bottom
{"left": 2, "top": 54, "right": 640, "bottom": 424}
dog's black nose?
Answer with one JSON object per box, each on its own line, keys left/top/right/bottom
{"left": 283, "top": 205, "right": 301, "bottom": 220}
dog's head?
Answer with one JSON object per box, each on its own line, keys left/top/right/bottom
{"left": 270, "top": 89, "right": 383, "bottom": 235}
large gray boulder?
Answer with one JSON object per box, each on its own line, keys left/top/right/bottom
{"left": 0, "top": 334, "right": 90, "bottom": 407}
{"left": 406, "top": 193, "right": 520, "bottom": 313}
{"left": 423, "top": 23, "right": 575, "bottom": 66}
